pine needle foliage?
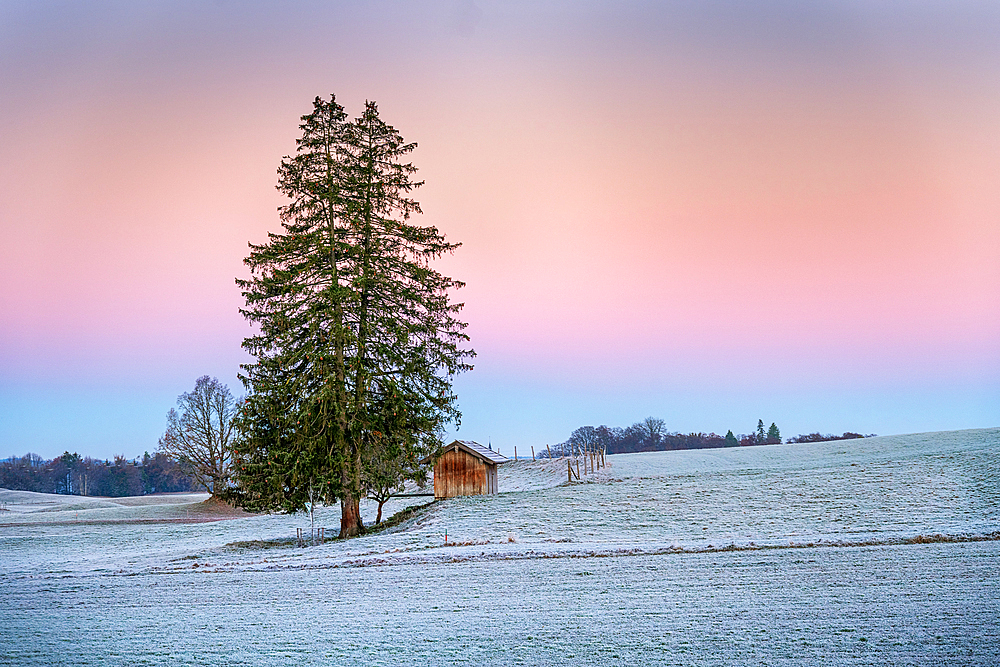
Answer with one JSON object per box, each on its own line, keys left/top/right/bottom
{"left": 767, "top": 422, "right": 781, "bottom": 443}
{"left": 232, "top": 95, "right": 473, "bottom": 536}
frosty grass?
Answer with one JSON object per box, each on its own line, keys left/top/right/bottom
{"left": 2, "top": 428, "right": 997, "bottom": 665}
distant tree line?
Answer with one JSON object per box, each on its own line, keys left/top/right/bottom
{"left": 544, "top": 417, "right": 745, "bottom": 456}
{"left": 786, "top": 432, "right": 874, "bottom": 443}
{"left": 737, "top": 419, "right": 783, "bottom": 447}
{"left": 545, "top": 418, "right": 873, "bottom": 456}
{"left": 0, "top": 452, "right": 197, "bottom": 497}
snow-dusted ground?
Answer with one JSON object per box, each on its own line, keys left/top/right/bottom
{"left": 2, "top": 428, "right": 998, "bottom": 665}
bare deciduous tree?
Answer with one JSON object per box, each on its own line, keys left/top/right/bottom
{"left": 569, "top": 426, "right": 599, "bottom": 456}
{"left": 629, "top": 417, "right": 666, "bottom": 447}
{"left": 159, "top": 376, "right": 240, "bottom": 497}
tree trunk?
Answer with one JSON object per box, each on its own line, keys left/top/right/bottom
{"left": 308, "top": 481, "right": 317, "bottom": 545}
{"left": 353, "top": 496, "right": 364, "bottom": 533}
{"left": 376, "top": 498, "right": 386, "bottom": 524}
{"left": 339, "top": 492, "right": 363, "bottom": 538}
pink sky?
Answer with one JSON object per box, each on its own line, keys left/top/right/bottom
{"left": 1, "top": 2, "right": 997, "bottom": 458}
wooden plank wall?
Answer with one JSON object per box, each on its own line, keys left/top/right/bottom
{"left": 434, "top": 448, "right": 497, "bottom": 499}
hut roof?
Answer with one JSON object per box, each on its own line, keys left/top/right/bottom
{"left": 423, "top": 440, "right": 509, "bottom": 465}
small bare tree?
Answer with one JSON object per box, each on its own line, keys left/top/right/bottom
{"left": 364, "top": 453, "right": 419, "bottom": 525}
{"left": 159, "top": 376, "right": 240, "bottom": 497}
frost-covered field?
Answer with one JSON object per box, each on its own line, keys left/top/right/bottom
{"left": 2, "top": 428, "right": 998, "bottom": 665}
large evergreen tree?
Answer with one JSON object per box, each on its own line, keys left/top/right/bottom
{"left": 234, "top": 95, "right": 472, "bottom": 537}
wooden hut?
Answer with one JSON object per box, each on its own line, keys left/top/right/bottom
{"left": 424, "top": 440, "right": 509, "bottom": 499}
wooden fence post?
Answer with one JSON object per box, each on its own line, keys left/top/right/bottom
{"left": 531, "top": 446, "right": 535, "bottom": 460}
{"left": 546, "top": 444, "right": 552, "bottom": 459}
{"left": 514, "top": 446, "right": 517, "bottom": 461}
{"left": 568, "top": 459, "right": 572, "bottom": 483}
